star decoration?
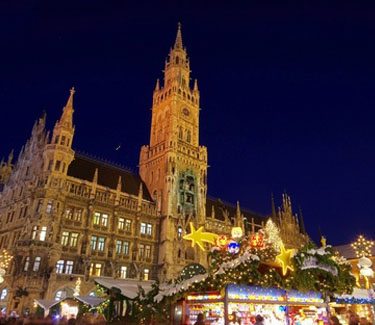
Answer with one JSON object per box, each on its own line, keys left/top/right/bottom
{"left": 183, "top": 222, "right": 218, "bottom": 251}
{"left": 276, "top": 242, "right": 295, "bottom": 275}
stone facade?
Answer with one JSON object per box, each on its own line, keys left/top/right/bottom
{"left": 0, "top": 25, "right": 307, "bottom": 314}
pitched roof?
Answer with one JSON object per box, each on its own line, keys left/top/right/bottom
{"left": 206, "top": 196, "right": 264, "bottom": 224}
{"left": 67, "top": 153, "right": 152, "bottom": 201}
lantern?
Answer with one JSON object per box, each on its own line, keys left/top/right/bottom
{"left": 231, "top": 227, "right": 243, "bottom": 239}
{"left": 227, "top": 241, "right": 240, "bottom": 254}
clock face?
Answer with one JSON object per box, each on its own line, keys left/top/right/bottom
{"left": 182, "top": 107, "right": 190, "bottom": 117}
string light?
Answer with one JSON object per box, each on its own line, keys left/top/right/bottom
{"left": 351, "top": 235, "right": 374, "bottom": 258}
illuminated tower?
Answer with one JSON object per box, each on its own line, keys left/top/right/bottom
{"left": 139, "top": 24, "right": 208, "bottom": 279}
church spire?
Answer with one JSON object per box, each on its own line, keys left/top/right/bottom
{"left": 59, "top": 87, "right": 75, "bottom": 129}
{"left": 174, "top": 22, "right": 183, "bottom": 49}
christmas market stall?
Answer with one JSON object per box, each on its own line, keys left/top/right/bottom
{"left": 136, "top": 220, "right": 355, "bottom": 325}
{"left": 181, "top": 285, "right": 328, "bottom": 325}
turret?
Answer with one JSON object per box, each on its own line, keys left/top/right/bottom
{"left": 43, "top": 88, "right": 76, "bottom": 175}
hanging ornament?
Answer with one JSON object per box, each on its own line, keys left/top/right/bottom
{"left": 227, "top": 240, "right": 240, "bottom": 254}
{"left": 250, "top": 232, "right": 265, "bottom": 249}
{"left": 183, "top": 222, "right": 218, "bottom": 251}
{"left": 276, "top": 242, "right": 295, "bottom": 275}
{"left": 231, "top": 227, "right": 243, "bottom": 239}
{"left": 216, "top": 235, "right": 229, "bottom": 248}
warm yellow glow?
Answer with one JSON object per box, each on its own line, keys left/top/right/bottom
{"left": 231, "top": 227, "right": 243, "bottom": 239}
{"left": 276, "top": 242, "right": 295, "bottom": 275}
{"left": 351, "top": 235, "right": 374, "bottom": 258}
{"left": 183, "top": 222, "right": 218, "bottom": 251}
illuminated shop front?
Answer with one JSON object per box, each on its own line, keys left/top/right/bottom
{"left": 330, "top": 288, "right": 375, "bottom": 325}
{"left": 180, "top": 285, "right": 328, "bottom": 325}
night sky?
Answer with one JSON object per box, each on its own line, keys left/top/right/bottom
{"left": 1, "top": 1, "right": 374, "bottom": 245}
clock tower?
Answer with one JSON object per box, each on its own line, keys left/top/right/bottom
{"left": 139, "top": 24, "right": 208, "bottom": 279}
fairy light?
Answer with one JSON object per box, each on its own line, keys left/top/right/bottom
{"left": 0, "top": 249, "right": 13, "bottom": 269}
{"left": 351, "top": 235, "right": 374, "bottom": 258}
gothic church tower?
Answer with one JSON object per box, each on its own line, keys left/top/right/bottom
{"left": 139, "top": 24, "right": 208, "bottom": 279}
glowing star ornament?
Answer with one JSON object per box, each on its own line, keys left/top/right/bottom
{"left": 276, "top": 243, "right": 296, "bottom": 275}
{"left": 183, "top": 223, "right": 218, "bottom": 251}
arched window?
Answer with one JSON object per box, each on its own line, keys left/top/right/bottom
{"left": 177, "top": 226, "right": 183, "bottom": 240}
{"left": 0, "top": 288, "right": 8, "bottom": 301}
{"left": 178, "top": 127, "right": 183, "bottom": 140}
{"left": 186, "top": 130, "right": 191, "bottom": 143}
{"left": 175, "top": 56, "right": 179, "bottom": 64}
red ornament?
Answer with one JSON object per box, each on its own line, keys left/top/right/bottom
{"left": 250, "top": 232, "right": 265, "bottom": 249}
{"left": 216, "top": 235, "right": 228, "bottom": 248}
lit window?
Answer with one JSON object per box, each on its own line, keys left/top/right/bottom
{"left": 65, "top": 261, "right": 74, "bottom": 274}
{"left": 0, "top": 288, "right": 7, "bottom": 301}
{"left": 97, "top": 237, "right": 105, "bottom": 251}
{"left": 140, "top": 222, "right": 146, "bottom": 234}
{"left": 55, "top": 290, "right": 66, "bottom": 301}
{"left": 70, "top": 233, "right": 78, "bottom": 247}
{"left": 118, "top": 217, "right": 125, "bottom": 230}
{"left": 61, "top": 136, "right": 66, "bottom": 145}
{"left": 39, "top": 226, "right": 47, "bottom": 241}
{"left": 93, "top": 212, "right": 101, "bottom": 225}
{"left": 31, "top": 226, "right": 38, "bottom": 240}
{"left": 33, "top": 256, "right": 41, "bottom": 272}
{"left": 138, "top": 244, "right": 145, "bottom": 258}
{"left": 123, "top": 241, "right": 129, "bottom": 255}
{"left": 90, "top": 236, "right": 98, "bottom": 250}
{"left": 143, "top": 268, "right": 149, "bottom": 281}
{"left": 125, "top": 219, "right": 132, "bottom": 232}
{"left": 177, "top": 226, "right": 183, "bottom": 239}
{"left": 74, "top": 208, "right": 82, "bottom": 221}
{"left": 89, "top": 263, "right": 102, "bottom": 276}
{"left": 101, "top": 214, "right": 108, "bottom": 227}
{"left": 145, "top": 245, "right": 151, "bottom": 259}
{"left": 46, "top": 201, "right": 53, "bottom": 214}
{"left": 120, "top": 266, "right": 127, "bottom": 279}
{"left": 61, "top": 232, "right": 69, "bottom": 246}
{"left": 116, "top": 240, "right": 122, "bottom": 254}
{"left": 56, "top": 260, "right": 64, "bottom": 274}
{"left": 65, "top": 208, "right": 73, "bottom": 220}
{"left": 24, "top": 257, "right": 30, "bottom": 271}
{"left": 146, "top": 224, "right": 152, "bottom": 236}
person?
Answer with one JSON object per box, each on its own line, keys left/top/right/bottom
{"left": 349, "top": 314, "right": 359, "bottom": 325}
{"left": 254, "top": 315, "right": 264, "bottom": 325}
{"left": 359, "top": 317, "right": 370, "bottom": 325}
{"left": 194, "top": 313, "right": 205, "bottom": 325}
{"left": 330, "top": 316, "right": 341, "bottom": 325}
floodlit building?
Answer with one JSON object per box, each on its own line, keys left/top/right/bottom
{"left": 0, "top": 25, "right": 308, "bottom": 314}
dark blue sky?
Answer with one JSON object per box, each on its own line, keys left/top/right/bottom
{"left": 1, "top": 1, "right": 374, "bottom": 245}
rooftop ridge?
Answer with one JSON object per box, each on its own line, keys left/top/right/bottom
{"left": 74, "top": 150, "right": 135, "bottom": 174}
{"left": 206, "top": 195, "right": 264, "bottom": 217}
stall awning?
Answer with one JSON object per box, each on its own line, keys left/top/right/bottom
{"left": 94, "top": 277, "right": 154, "bottom": 299}
{"left": 335, "top": 288, "right": 375, "bottom": 304}
{"left": 75, "top": 296, "right": 104, "bottom": 307}
{"left": 34, "top": 299, "right": 60, "bottom": 310}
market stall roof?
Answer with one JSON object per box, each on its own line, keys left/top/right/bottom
{"left": 94, "top": 277, "right": 154, "bottom": 299}
{"left": 75, "top": 296, "right": 104, "bottom": 307}
{"left": 34, "top": 299, "right": 60, "bottom": 310}
{"left": 335, "top": 288, "right": 375, "bottom": 302}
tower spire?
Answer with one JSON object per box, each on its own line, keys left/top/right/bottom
{"left": 174, "top": 22, "right": 183, "bottom": 49}
{"left": 59, "top": 87, "right": 75, "bottom": 129}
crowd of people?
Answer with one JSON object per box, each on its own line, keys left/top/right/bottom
{"left": 0, "top": 313, "right": 106, "bottom": 325}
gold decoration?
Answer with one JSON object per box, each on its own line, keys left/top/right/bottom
{"left": 351, "top": 235, "right": 374, "bottom": 258}
{"left": 320, "top": 236, "right": 327, "bottom": 247}
{"left": 276, "top": 243, "right": 295, "bottom": 275}
{"left": 183, "top": 222, "right": 218, "bottom": 251}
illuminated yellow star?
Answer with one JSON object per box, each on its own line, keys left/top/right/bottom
{"left": 183, "top": 222, "right": 218, "bottom": 251}
{"left": 276, "top": 243, "right": 295, "bottom": 275}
